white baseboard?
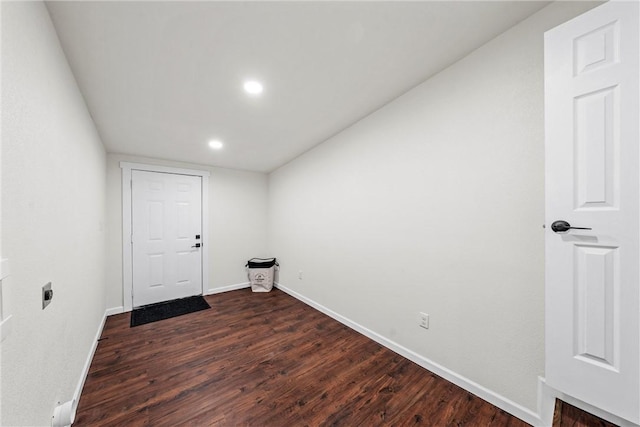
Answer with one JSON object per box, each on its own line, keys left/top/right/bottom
{"left": 205, "top": 282, "right": 250, "bottom": 295}
{"left": 274, "top": 282, "right": 544, "bottom": 426}
{"left": 105, "top": 306, "right": 124, "bottom": 316}
{"left": 537, "top": 377, "right": 555, "bottom": 427}
{"left": 71, "top": 309, "right": 108, "bottom": 420}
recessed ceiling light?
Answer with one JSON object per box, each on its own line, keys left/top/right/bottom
{"left": 243, "top": 80, "right": 263, "bottom": 95}
{"left": 208, "top": 139, "right": 223, "bottom": 150}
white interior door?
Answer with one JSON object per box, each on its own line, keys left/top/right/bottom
{"left": 132, "top": 170, "right": 203, "bottom": 307}
{"left": 545, "top": 1, "right": 639, "bottom": 423}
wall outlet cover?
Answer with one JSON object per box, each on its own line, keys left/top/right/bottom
{"left": 419, "top": 312, "right": 429, "bottom": 329}
{"left": 42, "top": 282, "right": 53, "bottom": 310}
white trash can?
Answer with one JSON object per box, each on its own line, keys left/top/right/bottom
{"left": 246, "top": 258, "right": 278, "bottom": 293}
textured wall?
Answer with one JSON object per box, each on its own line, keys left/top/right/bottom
{"left": 268, "top": 1, "right": 599, "bottom": 413}
{"left": 1, "top": 2, "right": 107, "bottom": 424}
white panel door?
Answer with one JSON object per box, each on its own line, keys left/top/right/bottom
{"left": 545, "top": 1, "right": 639, "bottom": 423}
{"left": 132, "top": 170, "right": 203, "bottom": 307}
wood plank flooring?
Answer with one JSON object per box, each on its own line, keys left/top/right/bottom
{"left": 75, "top": 289, "right": 530, "bottom": 426}
{"left": 553, "top": 400, "right": 619, "bottom": 427}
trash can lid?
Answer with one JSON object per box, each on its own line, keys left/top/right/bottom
{"left": 246, "top": 258, "right": 278, "bottom": 268}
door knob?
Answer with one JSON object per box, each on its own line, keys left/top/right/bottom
{"left": 551, "top": 220, "right": 592, "bottom": 233}
{"left": 191, "top": 243, "right": 201, "bottom": 248}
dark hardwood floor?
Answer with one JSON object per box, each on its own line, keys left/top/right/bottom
{"left": 553, "top": 400, "right": 619, "bottom": 427}
{"left": 75, "top": 289, "right": 530, "bottom": 426}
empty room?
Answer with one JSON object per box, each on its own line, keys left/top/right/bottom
{"left": 2, "top": 1, "right": 639, "bottom": 426}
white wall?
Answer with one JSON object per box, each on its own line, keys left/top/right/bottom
{"left": 106, "top": 154, "right": 268, "bottom": 310}
{"left": 0, "top": 0, "right": 3, "bottom": 323}
{"left": 268, "top": 1, "right": 599, "bottom": 414}
{"left": 1, "top": 2, "right": 107, "bottom": 425}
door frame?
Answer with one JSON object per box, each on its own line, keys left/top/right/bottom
{"left": 120, "top": 162, "right": 210, "bottom": 312}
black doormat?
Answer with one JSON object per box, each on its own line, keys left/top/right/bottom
{"left": 130, "top": 295, "right": 210, "bottom": 327}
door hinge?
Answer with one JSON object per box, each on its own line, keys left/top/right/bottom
{"left": 131, "top": 234, "right": 134, "bottom": 244}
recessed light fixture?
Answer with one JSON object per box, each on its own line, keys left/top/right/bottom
{"left": 208, "top": 139, "right": 223, "bottom": 150}
{"left": 243, "top": 80, "right": 263, "bottom": 95}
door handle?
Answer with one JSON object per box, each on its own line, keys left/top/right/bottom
{"left": 551, "top": 220, "right": 592, "bottom": 233}
{"left": 191, "top": 243, "right": 201, "bottom": 248}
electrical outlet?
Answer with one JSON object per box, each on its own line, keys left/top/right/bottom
{"left": 419, "top": 312, "right": 429, "bottom": 329}
{"left": 298, "top": 270, "right": 303, "bottom": 280}
{"left": 42, "top": 282, "right": 53, "bottom": 310}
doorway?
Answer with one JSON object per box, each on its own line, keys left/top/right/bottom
{"left": 121, "top": 163, "right": 210, "bottom": 311}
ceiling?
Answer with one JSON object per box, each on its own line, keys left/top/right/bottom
{"left": 46, "top": 1, "right": 549, "bottom": 173}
